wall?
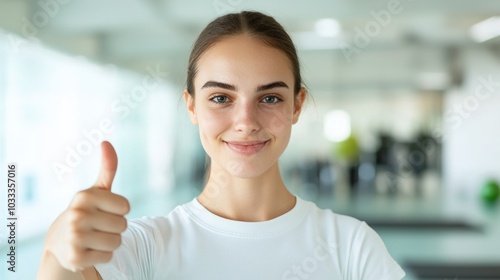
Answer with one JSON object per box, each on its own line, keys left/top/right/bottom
{"left": 443, "top": 47, "right": 500, "bottom": 197}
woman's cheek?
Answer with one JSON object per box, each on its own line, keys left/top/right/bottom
{"left": 199, "top": 110, "right": 229, "bottom": 135}
{"left": 266, "top": 109, "right": 292, "bottom": 134}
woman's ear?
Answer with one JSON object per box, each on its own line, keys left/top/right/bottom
{"left": 292, "top": 87, "right": 307, "bottom": 124}
{"left": 183, "top": 89, "right": 198, "bottom": 125}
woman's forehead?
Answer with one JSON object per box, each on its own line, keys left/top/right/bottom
{"left": 194, "top": 35, "right": 294, "bottom": 88}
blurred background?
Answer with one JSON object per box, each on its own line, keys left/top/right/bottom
{"left": 1, "top": 0, "right": 500, "bottom": 279}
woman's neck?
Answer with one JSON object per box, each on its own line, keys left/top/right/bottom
{"left": 197, "top": 163, "right": 296, "bottom": 222}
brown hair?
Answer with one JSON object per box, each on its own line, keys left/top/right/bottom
{"left": 186, "top": 10, "right": 304, "bottom": 96}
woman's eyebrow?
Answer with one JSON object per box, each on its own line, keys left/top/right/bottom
{"left": 201, "top": 80, "right": 289, "bottom": 92}
{"left": 257, "top": 81, "right": 289, "bottom": 92}
{"left": 201, "top": 81, "right": 236, "bottom": 91}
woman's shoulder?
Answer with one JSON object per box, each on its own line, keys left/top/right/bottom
{"left": 298, "top": 197, "right": 368, "bottom": 236}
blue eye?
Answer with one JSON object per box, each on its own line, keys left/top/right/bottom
{"left": 262, "top": 95, "right": 282, "bottom": 104}
{"left": 209, "top": 95, "right": 229, "bottom": 104}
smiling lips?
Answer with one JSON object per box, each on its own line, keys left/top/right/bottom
{"left": 224, "top": 140, "right": 269, "bottom": 155}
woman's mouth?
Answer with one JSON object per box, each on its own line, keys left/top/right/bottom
{"left": 224, "top": 140, "right": 269, "bottom": 155}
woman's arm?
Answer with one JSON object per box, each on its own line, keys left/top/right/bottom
{"left": 37, "top": 249, "right": 100, "bottom": 280}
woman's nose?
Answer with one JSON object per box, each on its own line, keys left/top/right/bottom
{"left": 233, "top": 102, "right": 261, "bottom": 134}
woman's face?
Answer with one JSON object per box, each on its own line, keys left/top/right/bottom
{"left": 185, "top": 35, "right": 305, "bottom": 178}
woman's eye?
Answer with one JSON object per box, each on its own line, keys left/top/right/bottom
{"left": 262, "top": 95, "right": 282, "bottom": 104}
{"left": 210, "top": 95, "right": 229, "bottom": 104}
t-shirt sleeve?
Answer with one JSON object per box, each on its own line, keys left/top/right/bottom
{"left": 94, "top": 217, "right": 161, "bottom": 280}
{"left": 348, "top": 222, "right": 406, "bottom": 280}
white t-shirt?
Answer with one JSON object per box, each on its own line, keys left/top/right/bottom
{"left": 95, "top": 197, "right": 405, "bottom": 280}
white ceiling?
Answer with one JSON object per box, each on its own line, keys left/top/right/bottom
{"left": 1, "top": 0, "right": 500, "bottom": 97}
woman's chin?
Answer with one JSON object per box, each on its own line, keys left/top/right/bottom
{"left": 223, "top": 161, "right": 276, "bottom": 179}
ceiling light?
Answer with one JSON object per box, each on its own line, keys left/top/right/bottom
{"left": 324, "top": 110, "right": 351, "bottom": 142}
{"left": 315, "top": 18, "right": 341, "bottom": 37}
{"left": 470, "top": 16, "right": 500, "bottom": 43}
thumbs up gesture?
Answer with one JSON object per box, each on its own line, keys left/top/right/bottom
{"left": 44, "top": 141, "right": 130, "bottom": 272}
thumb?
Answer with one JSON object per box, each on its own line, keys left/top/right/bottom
{"left": 94, "top": 141, "right": 118, "bottom": 191}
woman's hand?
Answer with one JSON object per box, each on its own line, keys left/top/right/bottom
{"left": 44, "top": 141, "right": 130, "bottom": 272}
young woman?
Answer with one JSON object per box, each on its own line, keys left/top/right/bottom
{"left": 37, "top": 11, "right": 405, "bottom": 280}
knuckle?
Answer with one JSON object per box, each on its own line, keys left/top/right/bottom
{"left": 67, "top": 250, "right": 84, "bottom": 267}
{"left": 70, "top": 230, "right": 86, "bottom": 245}
{"left": 66, "top": 209, "right": 88, "bottom": 228}
{"left": 66, "top": 232, "right": 86, "bottom": 253}
{"left": 72, "top": 190, "right": 93, "bottom": 206}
